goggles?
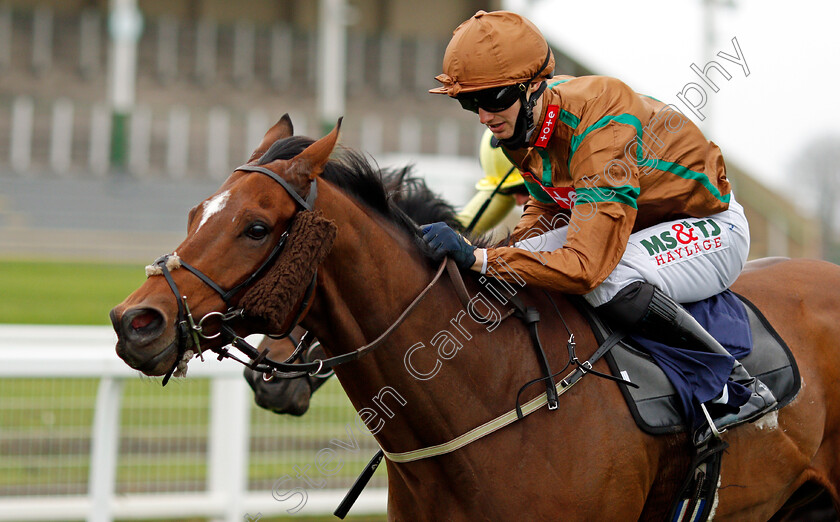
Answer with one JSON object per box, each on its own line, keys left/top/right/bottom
{"left": 457, "top": 83, "right": 526, "bottom": 113}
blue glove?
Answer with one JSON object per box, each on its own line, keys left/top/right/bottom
{"left": 421, "top": 222, "right": 476, "bottom": 269}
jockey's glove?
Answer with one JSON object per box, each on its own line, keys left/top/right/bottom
{"left": 421, "top": 222, "right": 476, "bottom": 270}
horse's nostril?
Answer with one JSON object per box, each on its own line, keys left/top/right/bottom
{"left": 131, "top": 312, "right": 155, "bottom": 331}
{"left": 121, "top": 307, "right": 165, "bottom": 343}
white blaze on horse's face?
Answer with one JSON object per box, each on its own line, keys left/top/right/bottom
{"left": 197, "top": 190, "right": 231, "bottom": 232}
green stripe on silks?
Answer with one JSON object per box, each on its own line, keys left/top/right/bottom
{"left": 576, "top": 185, "right": 640, "bottom": 209}
{"left": 546, "top": 80, "right": 581, "bottom": 129}
{"left": 569, "top": 114, "right": 644, "bottom": 169}
{"left": 538, "top": 149, "right": 553, "bottom": 186}
{"left": 523, "top": 179, "right": 555, "bottom": 204}
{"left": 564, "top": 110, "right": 728, "bottom": 206}
{"left": 501, "top": 146, "right": 554, "bottom": 203}
{"left": 558, "top": 109, "right": 581, "bottom": 130}
{"left": 651, "top": 160, "right": 731, "bottom": 204}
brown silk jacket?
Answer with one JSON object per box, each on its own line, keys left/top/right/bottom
{"left": 485, "top": 75, "right": 732, "bottom": 293}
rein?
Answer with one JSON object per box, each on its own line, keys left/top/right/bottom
{"left": 218, "top": 259, "right": 449, "bottom": 375}
{"left": 260, "top": 334, "right": 335, "bottom": 382}
{"left": 149, "top": 159, "right": 635, "bottom": 465}
{"left": 149, "top": 164, "right": 317, "bottom": 385}
{"left": 149, "top": 158, "right": 452, "bottom": 382}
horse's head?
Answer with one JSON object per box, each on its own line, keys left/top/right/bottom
{"left": 243, "top": 332, "right": 332, "bottom": 416}
{"left": 110, "top": 115, "right": 341, "bottom": 378}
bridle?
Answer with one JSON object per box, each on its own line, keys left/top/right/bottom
{"left": 259, "top": 332, "right": 335, "bottom": 383}
{"left": 149, "top": 162, "right": 448, "bottom": 385}
{"left": 150, "top": 164, "right": 318, "bottom": 385}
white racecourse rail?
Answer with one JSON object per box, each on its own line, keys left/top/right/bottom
{"left": 0, "top": 325, "right": 387, "bottom": 521}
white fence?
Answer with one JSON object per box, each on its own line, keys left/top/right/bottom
{"left": 0, "top": 325, "right": 387, "bottom": 521}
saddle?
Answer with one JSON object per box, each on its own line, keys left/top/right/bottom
{"left": 576, "top": 291, "right": 801, "bottom": 522}
{"left": 577, "top": 291, "right": 801, "bottom": 435}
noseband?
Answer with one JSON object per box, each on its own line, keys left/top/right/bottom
{"left": 150, "top": 164, "right": 318, "bottom": 385}
{"left": 149, "top": 162, "right": 451, "bottom": 386}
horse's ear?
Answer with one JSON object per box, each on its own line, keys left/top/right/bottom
{"left": 247, "top": 114, "right": 294, "bottom": 163}
{"left": 288, "top": 118, "right": 342, "bottom": 180}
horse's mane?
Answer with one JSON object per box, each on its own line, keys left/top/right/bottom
{"left": 381, "top": 166, "right": 463, "bottom": 231}
{"left": 258, "top": 136, "right": 484, "bottom": 257}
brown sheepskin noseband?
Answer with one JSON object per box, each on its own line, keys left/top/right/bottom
{"left": 239, "top": 210, "right": 337, "bottom": 333}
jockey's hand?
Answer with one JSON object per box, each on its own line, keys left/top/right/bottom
{"left": 421, "top": 222, "right": 476, "bottom": 270}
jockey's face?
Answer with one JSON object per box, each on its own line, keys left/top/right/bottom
{"left": 513, "top": 192, "right": 530, "bottom": 206}
{"left": 478, "top": 100, "right": 521, "bottom": 140}
{"left": 477, "top": 82, "right": 543, "bottom": 140}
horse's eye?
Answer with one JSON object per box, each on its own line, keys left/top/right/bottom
{"left": 245, "top": 223, "right": 270, "bottom": 240}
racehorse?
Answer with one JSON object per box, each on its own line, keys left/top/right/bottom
{"left": 244, "top": 168, "right": 463, "bottom": 416}
{"left": 245, "top": 257, "right": 840, "bottom": 521}
{"left": 244, "top": 327, "right": 332, "bottom": 415}
{"left": 111, "top": 116, "right": 840, "bottom": 520}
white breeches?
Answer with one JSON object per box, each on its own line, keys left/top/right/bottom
{"left": 514, "top": 194, "right": 750, "bottom": 306}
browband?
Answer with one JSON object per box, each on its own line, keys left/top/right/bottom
{"left": 235, "top": 164, "right": 318, "bottom": 211}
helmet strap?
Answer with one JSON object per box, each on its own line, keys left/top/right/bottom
{"left": 499, "top": 80, "right": 547, "bottom": 150}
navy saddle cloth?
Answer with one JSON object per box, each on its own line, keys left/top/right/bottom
{"left": 578, "top": 290, "right": 801, "bottom": 435}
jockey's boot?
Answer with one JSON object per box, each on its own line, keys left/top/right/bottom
{"left": 599, "top": 281, "right": 777, "bottom": 445}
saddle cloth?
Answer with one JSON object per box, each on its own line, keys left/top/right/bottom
{"left": 578, "top": 292, "right": 801, "bottom": 435}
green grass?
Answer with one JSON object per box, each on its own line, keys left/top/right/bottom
{"left": 0, "top": 259, "right": 388, "bottom": 520}
{"left": 0, "top": 258, "right": 145, "bottom": 325}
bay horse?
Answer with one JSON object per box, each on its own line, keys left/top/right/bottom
{"left": 244, "top": 166, "right": 463, "bottom": 416}
{"left": 111, "top": 117, "right": 840, "bottom": 520}
{"left": 244, "top": 327, "right": 332, "bottom": 415}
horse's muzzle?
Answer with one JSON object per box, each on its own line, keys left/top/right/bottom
{"left": 111, "top": 305, "right": 176, "bottom": 375}
{"left": 243, "top": 367, "right": 313, "bottom": 416}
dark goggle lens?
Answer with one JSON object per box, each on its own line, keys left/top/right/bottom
{"left": 457, "top": 96, "right": 480, "bottom": 113}
{"left": 457, "top": 84, "right": 522, "bottom": 113}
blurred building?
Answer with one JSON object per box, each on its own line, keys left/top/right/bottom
{"left": 728, "top": 164, "right": 821, "bottom": 259}
{"left": 0, "top": 0, "right": 821, "bottom": 260}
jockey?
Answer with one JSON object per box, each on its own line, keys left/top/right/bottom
{"left": 456, "top": 129, "right": 530, "bottom": 234}
{"left": 422, "top": 10, "right": 776, "bottom": 445}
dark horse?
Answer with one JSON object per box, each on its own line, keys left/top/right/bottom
{"left": 111, "top": 117, "right": 840, "bottom": 520}
{"left": 244, "top": 167, "right": 463, "bottom": 415}
{"left": 244, "top": 327, "right": 331, "bottom": 415}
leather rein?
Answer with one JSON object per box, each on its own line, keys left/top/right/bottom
{"left": 148, "top": 164, "right": 450, "bottom": 385}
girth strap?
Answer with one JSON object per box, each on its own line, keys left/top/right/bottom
{"left": 444, "top": 260, "right": 559, "bottom": 411}
{"left": 564, "top": 296, "right": 640, "bottom": 388}
{"left": 559, "top": 328, "right": 629, "bottom": 389}
{"left": 513, "top": 299, "right": 559, "bottom": 411}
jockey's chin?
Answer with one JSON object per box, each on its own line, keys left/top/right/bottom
{"left": 485, "top": 122, "right": 513, "bottom": 139}
{"left": 513, "top": 193, "right": 530, "bottom": 206}
{"left": 479, "top": 103, "right": 519, "bottom": 141}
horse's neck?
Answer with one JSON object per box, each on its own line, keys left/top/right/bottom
{"left": 299, "top": 186, "right": 615, "bottom": 511}
{"left": 303, "top": 187, "right": 433, "bottom": 354}
{"left": 302, "top": 186, "right": 522, "bottom": 452}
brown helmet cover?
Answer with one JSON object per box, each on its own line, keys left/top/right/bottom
{"left": 430, "top": 10, "right": 554, "bottom": 97}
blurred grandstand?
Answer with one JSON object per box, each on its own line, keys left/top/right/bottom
{"left": 0, "top": 2, "right": 823, "bottom": 520}
{"left": 0, "top": 0, "right": 819, "bottom": 261}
